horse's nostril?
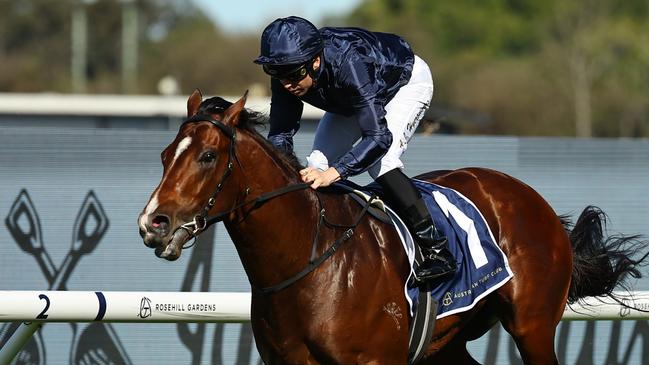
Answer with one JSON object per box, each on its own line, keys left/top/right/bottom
{"left": 151, "top": 215, "right": 170, "bottom": 235}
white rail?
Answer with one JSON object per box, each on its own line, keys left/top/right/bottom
{"left": 1, "top": 290, "right": 649, "bottom": 323}
{"left": 0, "top": 291, "right": 250, "bottom": 364}
{"left": 0, "top": 291, "right": 251, "bottom": 323}
{"left": 1, "top": 290, "right": 649, "bottom": 363}
{"left": 562, "top": 290, "right": 649, "bottom": 320}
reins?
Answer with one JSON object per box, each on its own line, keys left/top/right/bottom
{"left": 204, "top": 182, "right": 312, "bottom": 226}
{"left": 256, "top": 192, "right": 376, "bottom": 295}
{"left": 174, "top": 113, "right": 375, "bottom": 295}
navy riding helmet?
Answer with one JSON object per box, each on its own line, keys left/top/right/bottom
{"left": 254, "top": 16, "right": 323, "bottom": 74}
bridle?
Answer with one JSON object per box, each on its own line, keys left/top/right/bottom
{"left": 175, "top": 114, "right": 239, "bottom": 240}
{"left": 174, "top": 114, "right": 311, "bottom": 245}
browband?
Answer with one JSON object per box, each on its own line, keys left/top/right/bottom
{"left": 185, "top": 114, "right": 235, "bottom": 139}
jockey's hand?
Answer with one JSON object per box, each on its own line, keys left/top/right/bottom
{"left": 300, "top": 167, "right": 341, "bottom": 189}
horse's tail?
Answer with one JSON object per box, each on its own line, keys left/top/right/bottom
{"left": 563, "top": 206, "right": 649, "bottom": 304}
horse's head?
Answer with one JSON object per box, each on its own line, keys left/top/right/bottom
{"left": 138, "top": 89, "right": 248, "bottom": 260}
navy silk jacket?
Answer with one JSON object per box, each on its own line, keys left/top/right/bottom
{"left": 267, "top": 27, "right": 414, "bottom": 178}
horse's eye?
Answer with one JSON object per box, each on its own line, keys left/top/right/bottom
{"left": 199, "top": 151, "right": 217, "bottom": 163}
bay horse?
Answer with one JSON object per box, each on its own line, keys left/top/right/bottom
{"left": 138, "top": 90, "right": 647, "bottom": 364}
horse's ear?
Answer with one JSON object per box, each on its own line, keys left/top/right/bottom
{"left": 187, "top": 88, "right": 203, "bottom": 117}
{"left": 223, "top": 90, "right": 248, "bottom": 126}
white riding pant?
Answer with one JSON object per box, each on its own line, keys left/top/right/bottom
{"left": 307, "top": 55, "right": 434, "bottom": 179}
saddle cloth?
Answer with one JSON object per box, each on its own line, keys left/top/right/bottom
{"left": 333, "top": 178, "right": 514, "bottom": 318}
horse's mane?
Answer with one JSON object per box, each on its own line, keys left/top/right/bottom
{"left": 197, "top": 96, "right": 304, "bottom": 173}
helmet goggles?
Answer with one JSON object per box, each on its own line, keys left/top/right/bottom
{"left": 263, "top": 63, "right": 309, "bottom": 83}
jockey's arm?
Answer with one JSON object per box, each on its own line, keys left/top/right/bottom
{"left": 330, "top": 60, "right": 393, "bottom": 179}
{"left": 331, "top": 101, "right": 392, "bottom": 179}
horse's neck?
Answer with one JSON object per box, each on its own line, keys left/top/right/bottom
{"left": 225, "top": 135, "right": 320, "bottom": 289}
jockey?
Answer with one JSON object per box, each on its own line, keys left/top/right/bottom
{"left": 254, "top": 16, "right": 456, "bottom": 282}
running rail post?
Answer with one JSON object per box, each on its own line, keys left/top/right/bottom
{"left": 0, "top": 322, "right": 41, "bottom": 364}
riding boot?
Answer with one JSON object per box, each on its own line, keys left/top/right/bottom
{"left": 376, "top": 168, "right": 457, "bottom": 283}
{"left": 403, "top": 200, "right": 457, "bottom": 282}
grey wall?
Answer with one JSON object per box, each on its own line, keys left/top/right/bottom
{"left": 1, "top": 126, "right": 649, "bottom": 364}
